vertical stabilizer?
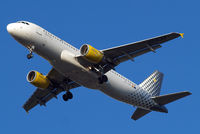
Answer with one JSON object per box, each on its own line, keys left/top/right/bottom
{"left": 139, "top": 70, "right": 163, "bottom": 96}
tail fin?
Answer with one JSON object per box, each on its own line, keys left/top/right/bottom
{"left": 151, "top": 91, "right": 191, "bottom": 105}
{"left": 139, "top": 70, "right": 163, "bottom": 96}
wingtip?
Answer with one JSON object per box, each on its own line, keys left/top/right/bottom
{"left": 179, "top": 33, "right": 184, "bottom": 38}
{"left": 186, "top": 91, "right": 192, "bottom": 95}
{"left": 182, "top": 91, "right": 192, "bottom": 95}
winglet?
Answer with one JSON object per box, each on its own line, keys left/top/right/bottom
{"left": 179, "top": 33, "right": 184, "bottom": 38}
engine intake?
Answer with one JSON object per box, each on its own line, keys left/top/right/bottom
{"left": 27, "top": 71, "right": 50, "bottom": 89}
{"left": 80, "top": 44, "right": 104, "bottom": 64}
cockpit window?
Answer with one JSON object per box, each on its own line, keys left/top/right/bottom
{"left": 17, "top": 21, "right": 29, "bottom": 25}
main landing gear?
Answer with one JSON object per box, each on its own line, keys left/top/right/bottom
{"left": 62, "top": 91, "right": 73, "bottom": 101}
{"left": 98, "top": 75, "right": 108, "bottom": 84}
{"left": 88, "top": 66, "right": 108, "bottom": 84}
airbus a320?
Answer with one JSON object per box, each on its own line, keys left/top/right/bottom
{"left": 7, "top": 21, "right": 191, "bottom": 120}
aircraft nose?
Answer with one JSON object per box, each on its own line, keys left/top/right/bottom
{"left": 7, "top": 23, "right": 16, "bottom": 34}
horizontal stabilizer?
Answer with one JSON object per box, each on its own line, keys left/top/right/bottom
{"left": 131, "top": 108, "right": 151, "bottom": 120}
{"left": 151, "top": 91, "right": 191, "bottom": 105}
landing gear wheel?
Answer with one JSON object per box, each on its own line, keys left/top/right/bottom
{"left": 98, "top": 77, "right": 104, "bottom": 84}
{"left": 98, "top": 75, "right": 108, "bottom": 84}
{"left": 62, "top": 94, "right": 68, "bottom": 101}
{"left": 62, "top": 92, "right": 73, "bottom": 101}
{"left": 102, "top": 75, "right": 108, "bottom": 82}
{"left": 67, "top": 92, "right": 73, "bottom": 99}
{"left": 27, "top": 53, "right": 33, "bottom": 59}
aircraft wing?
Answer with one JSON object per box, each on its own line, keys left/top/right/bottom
{"left": 23, "top": 68, "right": 80, "bottom": 112}
{"left": 102, "top": 32, "right": 183, "bottom": 66}
{"left": 77, "top": 33, "right": 183, "bottom": 74}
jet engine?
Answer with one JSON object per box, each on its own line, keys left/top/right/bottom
{"left": 80, "top": 44, "right": 104, "bottom": 64}
{"left": 27, "top": 71, "right": 50, "bottom": 89}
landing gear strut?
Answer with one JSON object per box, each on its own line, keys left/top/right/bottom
{"left": 62, "top": 91, "right": 73, "bottom": 101}
{"left": 89, "top": 66, "right": 108, "bottom": 84}
{"left": 27, "top": 46, "right": 35, "bottom": 59}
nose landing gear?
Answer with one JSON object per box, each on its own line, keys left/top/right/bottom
{"left": 62, "top": 91, "right": 73, "bottom": 101}
{"left": 27, "top": 53, "right": 33, "bottom": 59}
{"left": 27, "top": 45, "right": 35, "bottom": 59}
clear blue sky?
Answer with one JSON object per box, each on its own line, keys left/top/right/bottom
{"left": 0, "top": 0, "right": 199, "bottom": 133}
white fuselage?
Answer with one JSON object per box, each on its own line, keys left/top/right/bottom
{"left": 7, "top": 21, "right": 156, "bottom": 110}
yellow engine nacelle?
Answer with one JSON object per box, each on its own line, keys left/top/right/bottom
{"left": 27, "top": 71, "right": 50, "bottom": 89}
{"left": 80, "top": 44, "right": 104, "bottom": 64}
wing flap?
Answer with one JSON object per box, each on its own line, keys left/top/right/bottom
{"left": 115, "top": 45, "right": 161, "bottom": 65}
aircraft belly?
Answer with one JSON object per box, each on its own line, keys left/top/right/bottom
{"left": 52, "top": 58, "right": 99, "bottom": 89}
{"left": 58, "top": 65, "right": 99, "bottom": 89}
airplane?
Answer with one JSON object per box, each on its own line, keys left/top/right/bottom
{"left": 7, "top": 21, "right": 191, "bottom": 120}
